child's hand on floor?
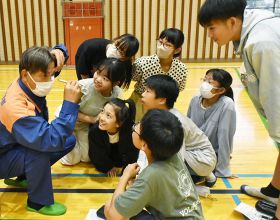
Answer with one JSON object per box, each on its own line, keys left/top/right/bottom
{"left": 107, "top": 167, "right": 119, "bottom": 177}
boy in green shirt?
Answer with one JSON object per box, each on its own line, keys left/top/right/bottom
{"left": 104, "top": 109, "right": 204, "bottom": 219}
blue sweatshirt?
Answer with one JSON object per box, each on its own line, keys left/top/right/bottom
{"left": 0, "top": 78, "right": 79, "bottom": 154}
{"left": 0, "top": 45, "right": 79, "bottom": 154}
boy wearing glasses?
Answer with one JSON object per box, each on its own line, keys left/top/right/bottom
{"left": 131, "top": 28, "right": 187, "bottom": 122}
{"left": 105, "top": 109, "right": 204, "bottom": 220}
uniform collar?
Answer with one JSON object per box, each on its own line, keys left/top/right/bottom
{"left": 18, "top": 78, "right": 46, "bottom": 110}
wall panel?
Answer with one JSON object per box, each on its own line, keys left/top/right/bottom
{"left": 0, "top": 14, "right": 4, "bottom": 61}
{"left": 0, "top": 0, "right": 65, "bottom": 63}
{"left": 0, "top": 0, "right": 240, "bottom": 63}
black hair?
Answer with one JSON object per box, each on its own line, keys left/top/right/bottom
{"left": 19, "top": 46, "right": 55, "bottom": 77}
{"left": 121, "top": 60, "right": 133, "bottom": 90}
{"left": 145, "top": 75, "right": 179, "bottom": 109}
{"left": 96, "top": 58, "right": 131, "bottom": 89}
{"left": 140, "top": 109, "right": 183, "bottom": 161}
{"left": 113, "top": 34, "right": 139, "bottom": 89}
{"left": 206, "top": 68, "right": 234, "bottom": 100}
{"left": 104, "top": 98, "right": 136, "bottom": 130}
{"left": 114, "top": 34, "right": 139, "bottom": 58}
{"left": 198, "top": 0, "right": 247, "bottom": 27}
{"left": 159, "top": 28, "right": 184, "bottom": 57}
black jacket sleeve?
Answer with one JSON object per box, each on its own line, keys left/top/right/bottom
{"left": 119, "top": 127, "right": 139, "bottom": 166}
{"left": 88, "top": 123, "right": 115, "bottom": 173}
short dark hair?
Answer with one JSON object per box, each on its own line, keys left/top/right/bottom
{"left": 19, "top": 46, "right": 55, "bottom": 77}
{"left": 198, "top": 0, "right": 247, "bottom": 27}
{"left": 145, "top": 75, "right": 179, "bottom": 109}
{"left": 159, "top": 28, "right": 184, "bottom": 57}
{"left": 140, "top": 109, "right": 183, "bottom": 161}
{"left": 97, "top": 58, "right": 131, "bottom": 89}
{"left": 114, "top": 34, "right": 139, "bottom": 58}
{"left": 206, "top": 68, "right": 234, "bottom": 101}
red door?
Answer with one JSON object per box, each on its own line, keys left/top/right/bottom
{"left": 63, "top": 2, "right": 103, "bottom": 65}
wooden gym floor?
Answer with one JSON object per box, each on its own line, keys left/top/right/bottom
{"left": 0, "top": 62, "right": 278, "bottom": 219}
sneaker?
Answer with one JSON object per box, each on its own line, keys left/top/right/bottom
{"left": 205, "top": 173, "right": 217, "bottom": 187}
{"left": 4, "top": 178, "right": 28, "bottom": 188}
{"left": 191, "top": 176, "right": 205, "bottom": 184}
{"left": 255, "top": 199, "right": 277, "bottom": 217}
{"left": 240, "top": 185, "right": 279, "bottom": 204}
{"left": 27, "top": 201, "right": 67, "bottom": 216}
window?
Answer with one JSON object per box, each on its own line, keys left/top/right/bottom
{"left": 246, "top": 0, "right": 280, "bottom": 15}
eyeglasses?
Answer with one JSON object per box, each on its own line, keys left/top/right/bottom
{"left": 113, "top": 42, "right": 126, "bottom": 57}
{"left": 156, "top": 40, "right": 174, "bottom": 49}
{"left": 116, "top": 46, "right": 126, "bottom": 57}
{"left": 132, "top": 122, "right": 141, "bottom": 136}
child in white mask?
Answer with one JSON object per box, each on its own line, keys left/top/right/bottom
{"left": 131, "top": 28, "right": 187, "bottom": 122}
{"left": 187, "top": 69, "right": 237, "bottom": 186}
{"left": 75, "top": 34, "right": 139, "bottom": 82}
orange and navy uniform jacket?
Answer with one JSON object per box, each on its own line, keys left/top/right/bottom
{"left": 0, "top": 78, "right": 79, "bottom": 154}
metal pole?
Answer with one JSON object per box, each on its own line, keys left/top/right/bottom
{"left": 273, "top": 0, "right": 276, "bottom": 12}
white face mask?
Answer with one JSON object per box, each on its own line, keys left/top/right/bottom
{"left": 106, "top": 44, "right": 122, "bottom": 59}
{"left": 200, "top": 81, "right": 217, "bottom": 99}
{"left": 156, "top": 44, "right": 173, "bottom": 59}
{"left": 28, "top": 72, "right": 55, "bottom": 97}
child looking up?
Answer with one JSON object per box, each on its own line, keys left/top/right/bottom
{"left": 60, "top": 58, "right": 128, "bottom": 165}
{"left": 88, "top": 98, "right": 139, "bottom": 177}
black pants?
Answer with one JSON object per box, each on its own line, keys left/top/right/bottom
{"left": 131, "top": 210, "right": 155, "bottom": 220}
{"left": 97, "top": 205, "right": 154, "bottom": 220}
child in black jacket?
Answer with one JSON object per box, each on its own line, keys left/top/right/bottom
{"left": 88, "top": 98, "right": 139, "bottom": 176}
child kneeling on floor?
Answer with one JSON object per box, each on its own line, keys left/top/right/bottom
{"left": 88, "top": 98, "right": 139, "bottom": 177}
{"left": 104, "top": 109, "right": 204, "bottom": 220}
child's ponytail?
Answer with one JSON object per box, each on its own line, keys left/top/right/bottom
{"left": 124, "top": 99, "right": 136, "bottom": 123}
